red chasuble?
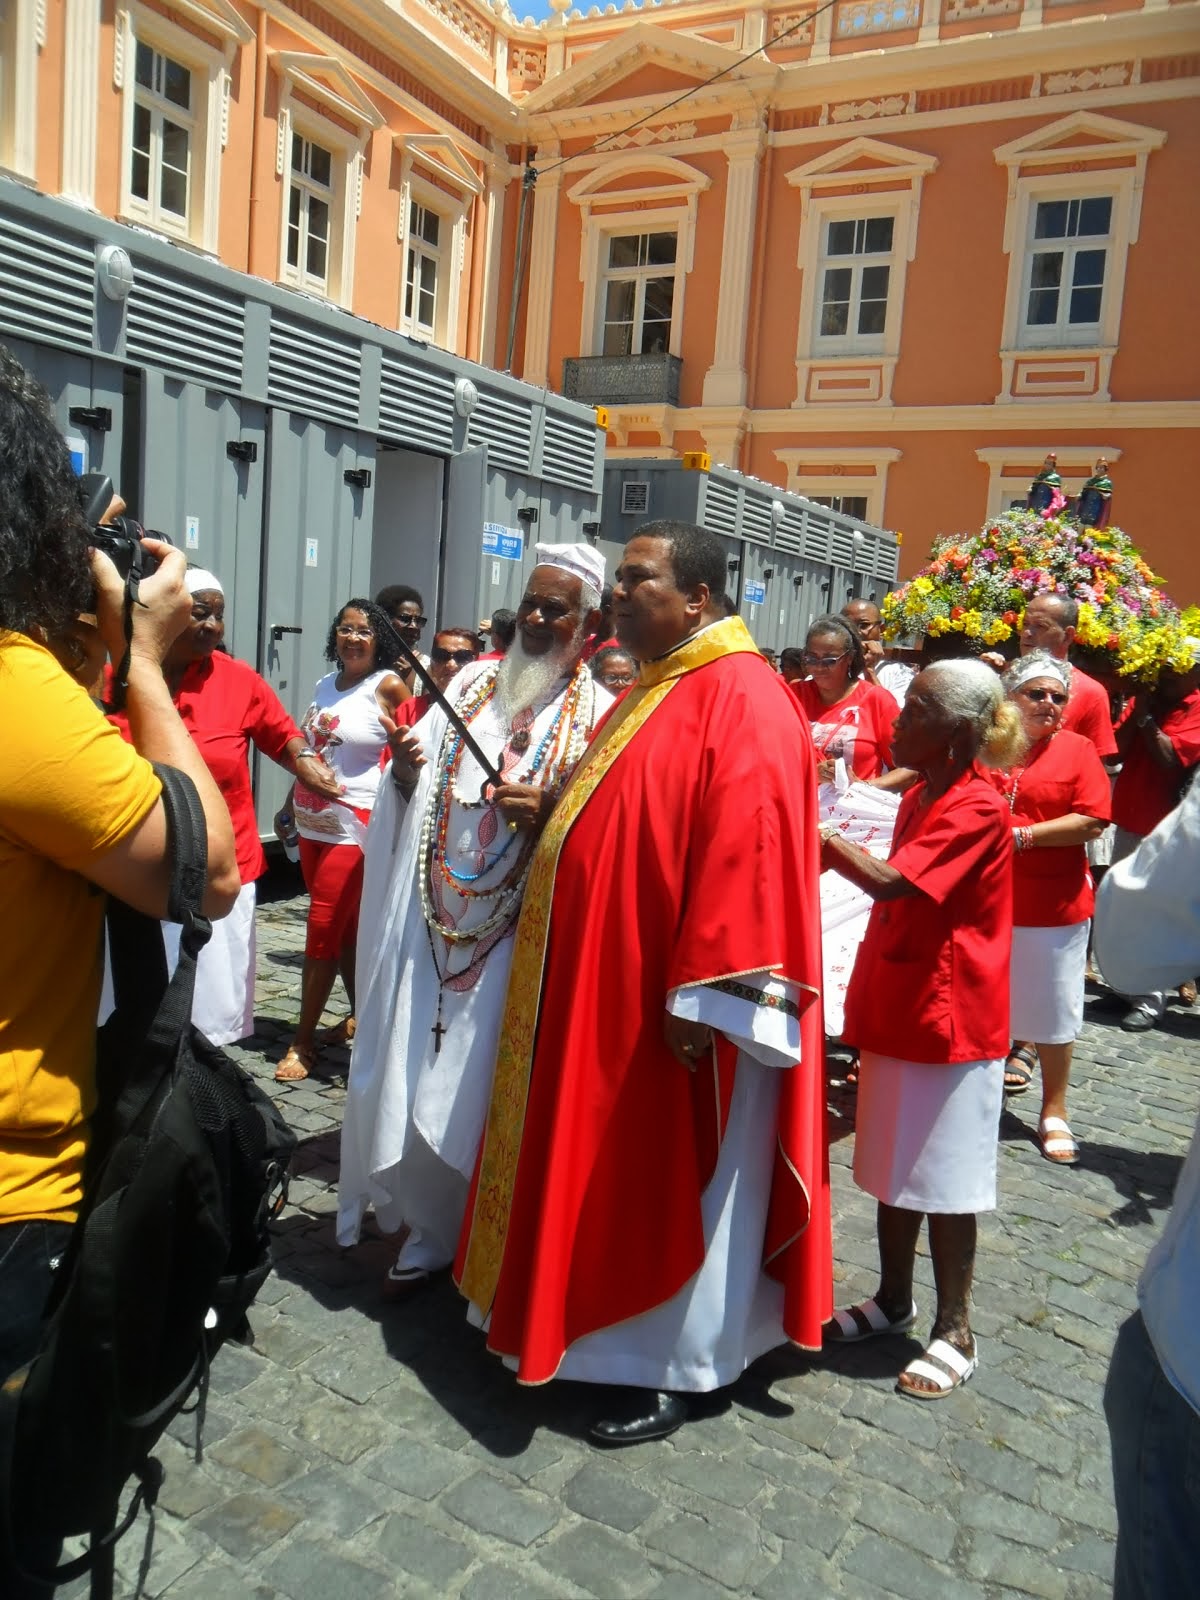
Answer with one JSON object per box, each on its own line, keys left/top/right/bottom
{"left": 455, "top": 616, "right": 832, "bottom": 1383}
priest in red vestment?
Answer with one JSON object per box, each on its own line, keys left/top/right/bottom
{"left": 455, "top": 521, "right": 832, "bottom": 1444}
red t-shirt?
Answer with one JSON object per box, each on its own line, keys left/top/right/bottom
{"left": 842, "top": 768, "right": 1013, "bottom": 1064}
{"left": 792, "top": 678, "right": 896, "bottom": 780}
{"left": 1112, "top": 689, "right": 1200, "bottom": 838}
{"left": 393, "top": 694, "right": 430, "bottom": 727}
{"left": 987, "top": 730, "right": 1112, "bottom": 927}
{"left": 1061, "top": 666, "right": 1117, "bottom": 760}
{"left": 108, "top": 652, "right": 299, "bottom": 884}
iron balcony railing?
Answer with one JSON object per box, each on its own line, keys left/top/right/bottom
{"left": 562, "top": 353, "right": 682, "bottom": 407}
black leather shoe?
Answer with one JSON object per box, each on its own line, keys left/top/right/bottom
{"left": 590, "top": 1389, "right": 689, "bottom": 1446}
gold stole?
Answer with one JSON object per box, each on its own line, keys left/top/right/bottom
{"left": 458, "top": 615, "right": 763, "bottom": 1315}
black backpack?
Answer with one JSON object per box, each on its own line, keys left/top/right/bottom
{"left": 0, "top": 764, "right": 296, "bottom": 1598}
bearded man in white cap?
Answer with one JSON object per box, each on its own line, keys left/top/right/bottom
{"left": 338, "top": 545, "right": 611, "bottom": 1293}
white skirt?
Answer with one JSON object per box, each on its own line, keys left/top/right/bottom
{"left": 100, "top": 879, "right": 257, "bottom": 1048}
{"left": 853, "top": 1052, "right": 1004, "bottom": 1214}
{"left": 162, "top": 878, "right": 257, "bottom": 1047}
{"left": 1009, "top": 920, "right": 1088, "bottom": 1045}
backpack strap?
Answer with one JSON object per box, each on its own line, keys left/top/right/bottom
{"left": 153, "top": 763, "right": 212, "bottom": 951}
{"left": 108, "top": 765, "right": 213, "bottom": 1140}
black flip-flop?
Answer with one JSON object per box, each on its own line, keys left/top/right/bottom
{"left": 1003, "top": 1046, "right": 1037, "bottom": 1095}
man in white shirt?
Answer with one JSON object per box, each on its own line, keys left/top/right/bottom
{"left": 1097, "top": 781, "right": 1200, "bottom": 1600}
{"left": 841, "top": 598, "right": 914, "bottom": 707}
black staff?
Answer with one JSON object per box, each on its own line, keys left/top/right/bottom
{"left": 392, "top": 633, "right": 504, "bottom": 791}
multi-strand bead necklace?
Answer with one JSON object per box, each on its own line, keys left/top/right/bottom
{"left": 1000, "top": 729, "right": 1056, "bottom": 854}
{"left": 418, "top": 660, "right": 597, "bottom": 1048}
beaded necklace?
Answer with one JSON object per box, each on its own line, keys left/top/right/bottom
{"left": 418, "top": 660, "right": 596, "bottom": 1050}
{"left": 1002, "top": 728, "right": 1056, "bottom": 813}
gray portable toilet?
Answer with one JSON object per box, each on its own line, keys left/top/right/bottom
{"left": 0, "top": 182, "right": 604, "bottom": 836}
{"left": 599, "top": 459, "right": 898, "bottom": 653}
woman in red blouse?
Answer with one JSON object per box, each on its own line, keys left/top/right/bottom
{"left": 109, "top": 569, "right": 342, "bottom": 1044}
{"left": 991, "top": 653, "right": 1111, "bottom": 1164}
{"left": 792, "top": 615, "right": 899, "bottom": 786}
{"left": 820, "top": 660, "right": 1023, "bottom": 1401}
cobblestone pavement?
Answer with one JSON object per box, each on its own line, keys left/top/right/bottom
{"left": 86, "top": 875, "right": 1198, "bottom": 1599}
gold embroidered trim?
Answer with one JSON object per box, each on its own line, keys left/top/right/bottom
{"left": 457, "top": 615, "right": 763, "bottom": 1316}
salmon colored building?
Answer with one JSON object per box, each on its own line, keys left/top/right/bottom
{"left": 5, "top": 0, "right": 1198, "bottom": 594}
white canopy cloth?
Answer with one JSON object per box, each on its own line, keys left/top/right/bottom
{"left": 818, "top": 761, "right": 902, "bottom": 1038}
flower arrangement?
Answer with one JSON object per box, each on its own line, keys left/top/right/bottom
{"left": 882, "top": 508, "right": 1190, "bottom": 685}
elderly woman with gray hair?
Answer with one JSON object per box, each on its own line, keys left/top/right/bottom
{"left": 819, "top": 660, "right": 1022, "bottom": 1400}
{"left": 989, "top": 650, "right": 1111, "bottom": 1165}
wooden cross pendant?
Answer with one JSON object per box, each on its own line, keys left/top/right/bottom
{"left": 432, "top": 1008, "right": 447, "bottom": 1054}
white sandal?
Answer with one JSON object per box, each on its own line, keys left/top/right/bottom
{"left": 1043, "top": 1120, "right": 1081, "bottom": 1171}
{"left": 897, "top": 1337, "right": 978, "bottom": 1402}
{"left": 826, "top": 1296, "right": 918, "bottom": 1343}
{"left": 1038, "top": 1115, "right": 1080, "bottom": 1167}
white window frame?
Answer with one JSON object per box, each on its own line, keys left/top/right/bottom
{"left": 0, "top": 0, "right": 42, "bottom": 180}
{"left": 127, "top": 40, "right": 198, "bottom": 236}
{"left": 113, "top": 1, "right": 248, "bottom": 253}
{"left": 273, "top": 54, "right": 384, "bottom": 310}
{"left": 774, "top": 447, "right": 901, "bottom": 529}
{"left": 567, "top": 157, "right": 710, "bottom": 365}
{"left": 1011, "top": 177, "right": 1122, "bottom": 352}
{"left": 811, "top": 210, "right": 900, "bottom": 358}
{"left": 809, "top": 493, "right": 869, "bottom": 519}
{"left": 395, "top": 139, "right": 480, "bottom": 353}
{"left": 786, "top": 138, "right": 938, "bottom": 408}
{"left": 1017, "top": 190, "right": 1116, "bottom": 349}
{"left": 595, "top": 228, "right": 681, "bottom": 358}
{"left": 403, "top": 200, "right": 443, "bottom": 339}
{"left": 284, "top": 129, "right": 338, "bottom": 298}
{"left": 994, "top": 114, "right": 1166, "bottom": 396}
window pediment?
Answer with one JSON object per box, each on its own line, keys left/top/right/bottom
{"left": 271, "top": 52, "right": 385, "bottom": 138}
{"left": 141, "top": 0, "right": 253, "bottom": 52}
{"left": 525, "top": 23, "right": 767, "bottom": 115}
{"left": 395, "top": 133, "right": 482, "bottom": 200}
{"left": 567, "top": 155, "right": 712, "bottom": 210}
{"left": 993, "top": 112, "right": 1167, "bottom": 172}
{"left": 785, "top": 136, "right": 939, "bottom": 195}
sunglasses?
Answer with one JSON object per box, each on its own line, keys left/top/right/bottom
{"left": 1023, "top": 688, "right": 1068, "bottom": 705}
{"left": 395, "top": 614, "right": 428, "bottom": 629}
{"left": 432, "top": 647, "right": 476, "bottom": 665}
{"left": 803, "top": 651, "right": 849, "bottom": 669}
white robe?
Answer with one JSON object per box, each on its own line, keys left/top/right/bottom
{"left": 336, "top": 665, "right": 609, "bottom": 1259}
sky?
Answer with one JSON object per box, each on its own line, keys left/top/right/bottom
{"left": 513, "top": 0, "right": 581, "bottom": 22}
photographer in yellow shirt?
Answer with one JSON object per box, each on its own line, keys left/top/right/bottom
{"left": 0, "top": 347, "right": 238, "bottom": 1402}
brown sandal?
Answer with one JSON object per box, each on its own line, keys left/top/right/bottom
{"left": 314, "top": 1016, "right": 356, "bottom": 1047}
{"left": 275, "top": 1044, "right": 317, "bottom": 1082}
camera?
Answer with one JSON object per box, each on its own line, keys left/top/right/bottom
{"left": 80, "top": 472, "right": 173, "bottom": 587}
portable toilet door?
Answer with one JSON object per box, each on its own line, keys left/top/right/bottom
{"left": 256, "top": 408, "right": 378, "bottom": 834}
{"left": 739, "top": 542, "right": 776, "bottom": 651}
{"left": 8, "top": 337, "right": 131, "bottom": 503}
{"left": 137, "top": 369, "right": 269, "bottom": 671}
